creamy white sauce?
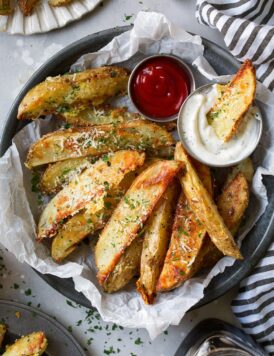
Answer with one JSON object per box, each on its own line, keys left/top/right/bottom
{"left": 179, "top": 84, "right": 262, "bottom": 166}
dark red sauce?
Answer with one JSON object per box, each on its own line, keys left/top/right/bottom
{"left": 130, "top": 56, "right": 191, "bottom": 119}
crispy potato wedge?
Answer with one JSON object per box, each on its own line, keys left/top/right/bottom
{"left": 102, "top": 236, "right": 144, "bottom": 293}
{"left": 41, "top": 157, "right": 91, "bottom": 194}
{"left": 0, "top": 324, "right": 6, "bottom": 348}
{"left": 0, "top": 0, "right": 13, "bottom": 14}
{"left": 58, "top": 106, "right": 142, "bottom": 127}
{"left": 48, "top": 0, "right": 73, "bottom": 6}
{"left": 175, "top": 143, "right": 242, "bottom": 259}
{"left": 25, "top": 120, "right": 174, "bottom": 168}
{"left": 136, "top": 182, "right": 178, "bottom": 303}
{"left": 198, "top": 171, "right": 250, "bottom": 269}
{"left": 157, "top": 161, "right": 212, "bottom": 293}
{"left": 2, "top": 331, "right": 47, "bottom": 356}
{"left": 17, "top": 66, "right": 129, "bottom": 120}
{"left": 51, "top": 173, "right": 135, "bottom": 263}
{"left": 18, "top": 0, "right": 39, "bottom": 15}
{"left": 207, "top": 60, "right": 256, "bottom": 142}
{"left": 95, "top": 160, "right": 182, "bottom": 285}
{"left": 51, "top": 160, "right": 158, "bottom": 262}
{"left": 217, "top": 171, "right": 249, "bottom": 235}
{"left": 37, "top": 150, "right": 145, "bottom": 240}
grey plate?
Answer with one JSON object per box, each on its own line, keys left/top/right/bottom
{"left": 0, "top": 26, "right": 273, "bottom": 310}
{"left": 0, "top": 299, "right": 86, "bottom": 355}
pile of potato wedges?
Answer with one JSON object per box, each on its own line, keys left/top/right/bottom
{"left": 17, "top": 65, "right": 252, "bottom": 304}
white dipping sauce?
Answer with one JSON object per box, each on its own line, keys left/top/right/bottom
{"left": 178, "top": 84, "right": 262, "bottom": 166}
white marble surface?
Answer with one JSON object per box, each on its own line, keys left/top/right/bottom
{"left": 0, "top": 1, "right": 239, "bottom": 355}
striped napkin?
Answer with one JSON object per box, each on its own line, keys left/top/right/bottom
{"left": 196, "top": 0, "right": 274, "bottom": 91}
{"left": 196, "top": 1, "right": 274, "bottom": 354}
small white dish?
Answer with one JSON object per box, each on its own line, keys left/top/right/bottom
{"left": 177, "top": 83, "right": 263, "bottom": 167}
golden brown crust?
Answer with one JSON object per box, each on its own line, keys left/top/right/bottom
{"left": 198, "top": 171, "right": 250, "bottom": 270}
{"left": 156, "top": 160, "right": 212, "bottom": 293}
{"left": 17, "top": 66, "right": 129, "bottom": 120}
{"left": 2, "top": 331, "right": 47, "bottom": 356}
{"left": 217, "top": 172, "right": 249, "bottom": 232}
{"left": 174, "top": 143, "right": 242, "bottom": 259}
{"left": 37, "top": 151, "right": 145, "bottom": 240}
{"left": 95, "top": 160, "right": 183, "bottom": 286}
{"left": 25, "top": 120, "right": 174, "bottom": 168}
{"left": 208, "top": 60, "right": 256, "bottom": 142}
{"left": 136, "top": 182, "right": 178, "bottom": 303}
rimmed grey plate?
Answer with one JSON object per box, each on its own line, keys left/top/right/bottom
{"left": 0, "top": 299, "right": 86, "bottom": 355}
{"left": 0, "top": 26, "right": 273, "bottom": 310}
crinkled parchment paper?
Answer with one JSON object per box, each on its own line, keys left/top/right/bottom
{"left": 0, "top": 12, "right": 274, "bottom": 338}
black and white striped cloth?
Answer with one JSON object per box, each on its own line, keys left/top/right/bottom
{"left": 232, "top": 247, "right": 274, "bottom": 355}
{"left": 196, "top": 0, "right": 274, "bottom": 91}
{"left": 196, "top": 1, "right": 274, "bottom": 354}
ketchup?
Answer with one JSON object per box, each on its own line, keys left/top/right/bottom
{"left": 130, "top": 56, "right": 191, "bottom": 119}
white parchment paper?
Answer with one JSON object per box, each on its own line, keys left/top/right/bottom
{"left": 0, "top": 12, "right": 274, "bottom": 338}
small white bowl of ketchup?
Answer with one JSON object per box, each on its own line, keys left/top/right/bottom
{"left": 128, "top": 54, "right": 195, "bottom": 122}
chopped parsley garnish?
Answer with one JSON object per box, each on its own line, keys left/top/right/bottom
{"left": 134, "top": 337, "right": 143, "bottom": 345}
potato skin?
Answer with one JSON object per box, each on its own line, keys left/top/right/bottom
{"left": 25, "top": 121, "right": 174, "bottom": 168}
{"left": 102, "top": 236, "right": 144, "bottom": 293}
{"left": 41, "top": 157, "right": 91, "bottom": 194}
{"left": 95, "top": 160, "right": 183, "bottom": 286}
{"left": 136, "top": 182, "right": 178, "bottom": 303}
{"left": 58, "top": 106, "right": 143, "bottom": 127}
{"left": 51, "top": 172, "right": 136, "bottom": 263}
{"left": 51, "top": 161, "right": 157, "bottom": 262}
{"left": 217, "top": 172, "right": 249, "bottom": 233}
{"left": 175, "top": 143, "right": 242, "bottom": 259}
{"left": 38, "top": 151, "right": 145, "bottom": 240}
{"left": 2, "top": 331, "right": 47, "bottom": 356}
{"left": 17, "top": 66, "right": 129, "bottom": 120}
{"left": 199, "top": 171, "right": 250, "bottom": 270}
{"left": 156, "top": 161, "right": 212, "bottom": 293}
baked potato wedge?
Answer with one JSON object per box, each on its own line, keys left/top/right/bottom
{"left": 17, "top": 66, "right": 129, "bottom": 120}
{"left": 58, "top": 106, "right": 141, "bottom": 127}
{"left": 102, "top": 236, "right": 144, "bottom": 293}
{"left": 51, "top": 160, "right": 158, "bottom": 262}
{"left": 217, "top": 171, "right": 249, "bottom": 235}
{"left": 41, "top": 157, "right": 91, "bottom": 194}
{"left": 198, "top": 171, "right": 250, "bottom": 269}
{"left": 157, "top": 161, "right": 212, "bottom": 292}
{"left": 25, "top": 120, "right": 174, "bottom": 168}
{"left": 18, "top": 0, "right": 39, "bottom": 15}
{"left": 51, "top": 173, "right": 136, "bottom": 262}
{"left": 207, "top": 60, "right": 256, "bottom": 142}
{"left": 95, "top": 160, "right": 182, "bottom": 285}
{"left": 37, "top": 150, "right": 145, "bottom": 240}
{"left": 0, "top": 0, "right": 13, "bottom": 14}
{"left": 175, "top": 142, "right": 242, "bottom": 259}
{"left": 136, "top": 182, "right": 178, "bottom": 303}
{"left": 0, "top": 324, "right": 6, "bottom": 348}
{"left": 2, "top": 331, "right": 47, "bottom": 356}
